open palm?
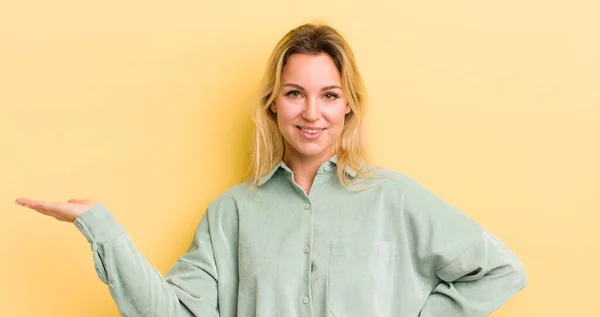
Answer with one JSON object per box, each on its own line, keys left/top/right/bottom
{"left": 14, "top": 198, "right": 101, "bottom": 223}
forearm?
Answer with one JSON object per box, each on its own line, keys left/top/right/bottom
{"left": 419, "top": 232, "right": 528, "bottom": 317}
{"left": 74, "top": 204, "right": 193, "bottom": 317}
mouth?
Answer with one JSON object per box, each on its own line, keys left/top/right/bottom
{"left": 297, "top": 126, "right": 324, "bottom": 139}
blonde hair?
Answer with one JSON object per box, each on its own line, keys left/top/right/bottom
{"left": 248, "top": 21, "right": 371, "bottom": 188}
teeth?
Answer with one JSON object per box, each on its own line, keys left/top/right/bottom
{"left": 301, "top": 128, "right": 321, "bottom": 134}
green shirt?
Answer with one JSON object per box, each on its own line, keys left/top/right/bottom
{"left": 74, "top": 155, "right": 527, "bottom": 317}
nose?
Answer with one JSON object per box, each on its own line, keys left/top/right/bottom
{"left": 302, "top": 97, "right": 321, "bottom": 121}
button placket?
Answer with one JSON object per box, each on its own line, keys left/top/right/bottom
{"left": 303, "top": 199, "right": 315, "bottom": 312}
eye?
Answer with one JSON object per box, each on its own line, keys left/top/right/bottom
{"left": 324, "top": 93, "right": 339, "bottom": 101}
{"left": 285, "top": 90, "right": 302, "bottom": 98}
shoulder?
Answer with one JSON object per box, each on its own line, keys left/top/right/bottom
{"left": 363, "top": 166, "right": 457, "bottom": 213}
{"left": 369, "top": 166, "right": 483, "bottom": 234}
{"left": 363, "top": 166, "right": 430, "bottom": 195}
{"left": 206, "top": 181, "right": 254, "bottom": 212}
{"left": 198, "top": 181, "right": 255, "bottom": 231}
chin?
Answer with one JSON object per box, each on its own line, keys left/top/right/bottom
{"left": 290, "top": 142, "right": 332, "bottom": 159}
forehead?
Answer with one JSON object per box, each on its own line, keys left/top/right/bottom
{"left": 281, "top": 53, "right": 341, "bottom": 87}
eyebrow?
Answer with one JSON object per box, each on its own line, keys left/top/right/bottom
{"left": 283, "top": 83, "right": 342, "bottom": 91}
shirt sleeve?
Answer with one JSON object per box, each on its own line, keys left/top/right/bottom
{"left": 398, "top": 179, "right": 528, "bottom": 316}
{"left": 73, "top": 203, "right": 219, "bottom": 317}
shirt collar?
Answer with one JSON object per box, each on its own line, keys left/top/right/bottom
{"left": 257, "top": 154, "right": 357, "bottom": 187}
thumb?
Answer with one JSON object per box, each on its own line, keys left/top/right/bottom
{"left": 70, "top": 199, "right": 101, "bottom": 207}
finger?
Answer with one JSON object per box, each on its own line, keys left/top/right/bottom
{"left": 25, "top": 200, "right": 57, "bottom": 216}
{"left": 25, "top": 200, "right": 74, "bottom": 219}
{"left": 15, "top": 198, "right": 36, "bottom": 207}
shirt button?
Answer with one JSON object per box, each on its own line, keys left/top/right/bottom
{"left": 323, "top": 165, "right": 330, "bottom": 172}
{"left": 303, "top": 246, "right": 310, "bottom": 253}
{"left": 75, "top": 222, "right": 83, "bottom": 229}
{"left": 302, "top": 296, "right": 309, "bottom": 304}
{"left": 304, "top": 203, "right": 311, "bottom": 210}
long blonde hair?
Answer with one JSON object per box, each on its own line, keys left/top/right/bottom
{"left": 248, "top": 21, "right": 371, "bottom": 188}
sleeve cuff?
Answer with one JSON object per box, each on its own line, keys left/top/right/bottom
{"left": 73, "top": 203, "right": 125, "bottom": 247}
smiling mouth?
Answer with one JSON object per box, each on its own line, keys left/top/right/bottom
{"left": 297, "top": 126, "right": 324, "bottom": 134}
{"left": 296, "top": 126, "right": 325, "bottom": 139}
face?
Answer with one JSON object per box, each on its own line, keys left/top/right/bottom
{"left": 271, "top": 53, "right": 351, "bottom": 162}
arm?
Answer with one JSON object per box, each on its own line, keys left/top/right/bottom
{"left": 74, "top": 203, "right": 219, "bottom": 317}
{"left": 418, "top": 231, "right": 528, "bottom": 316}
{"left": 398, "top": 179, "right": 528, "bottom": 316}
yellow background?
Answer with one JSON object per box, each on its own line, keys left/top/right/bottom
{"left": 1, "top": 0, "right": 598, "bottom": 316}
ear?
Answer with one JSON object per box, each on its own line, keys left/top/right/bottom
{"left": 270, "top": 102, "right": 277, "bottom": 114}
{"left": 345, "top": 103, "right": 351, "bottom": 114}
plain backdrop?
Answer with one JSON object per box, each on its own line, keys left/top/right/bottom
{"left": 1, "top": 0, "right": 598, "bottom": 316}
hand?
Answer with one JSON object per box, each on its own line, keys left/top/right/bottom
{"left": 14, "top": 198, "right": 101, "bottom": 223}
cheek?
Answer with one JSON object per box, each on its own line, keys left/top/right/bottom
{"left": 323, "top": 104, "right": 349, "bottom": 126}
{"left": 275, "top": 99, "right": 301, "bottom": 125}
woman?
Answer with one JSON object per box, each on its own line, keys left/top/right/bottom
{"left": 15, "top": 22, "right": 527, "bottom": 316}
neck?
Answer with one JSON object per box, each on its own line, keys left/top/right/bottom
{"left": 283, "top": 148, "right": 334, "bottom": 195}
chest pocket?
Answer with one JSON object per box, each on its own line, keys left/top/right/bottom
{"left": 328, "top": 240, "right": 395, "bottom": 317}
